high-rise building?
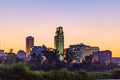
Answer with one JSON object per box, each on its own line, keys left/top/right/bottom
{"left": 26, "top": 36, "right": 34, "bottom": 56}
{"left": 54, "top": 27, "right": 64, "bottom": 60}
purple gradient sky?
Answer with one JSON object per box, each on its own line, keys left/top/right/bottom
{"left": 0, "top": 0, "right": 120, "bottom": 57}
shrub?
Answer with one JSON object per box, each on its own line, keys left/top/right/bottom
{"left": 112, "top": 69, "right": 120, "bottom": 79}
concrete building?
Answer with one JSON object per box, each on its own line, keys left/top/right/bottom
{"left": 69, "top": 43, "right": 99, "bottom": 63}
{"left": 92, "top": 50, "right": 112, "bottom": 64}
{"left": 26, "top": 36, "right": 34, "bottom": 56}
{"left": 81, "top": 46, "right": 99, "bottom": 59}
{"left": 54, "top": 27, "right": 64, "bottom": 60}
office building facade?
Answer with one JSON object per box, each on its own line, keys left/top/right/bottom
{"left": 69, "top": 43, "right": 99, "bottom": 63}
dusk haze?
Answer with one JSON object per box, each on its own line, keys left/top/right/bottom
{"left": 0, "top": 0, "right": 120, "bottom": 58}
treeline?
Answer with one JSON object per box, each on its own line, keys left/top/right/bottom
{"left": 29, "top": 53, "right": 118, "bottom": 72}
{"left": 0, "top": 50, "right": 119, "bottom": 72}
{"left": 0, "top": 62, "right": 120, "bottom": 80}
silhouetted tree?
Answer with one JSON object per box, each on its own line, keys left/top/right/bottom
{"left": 64, "top": 48, "right": 75, "bottom": 65}
{"left": 112, "top": 69, "right": 120, "bottom": 79}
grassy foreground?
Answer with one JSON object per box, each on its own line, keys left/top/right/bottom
{"left": 0, "top": 62, "right": 120, "bottom": 80}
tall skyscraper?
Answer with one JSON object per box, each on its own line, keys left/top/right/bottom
{"left": 54, "top": 27, "right": 64, "bottom": 60}
{"left": 26, "top": 36, "right": 34, "bottom": 56}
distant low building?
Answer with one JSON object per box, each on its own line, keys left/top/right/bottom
{"left": 4, "top": 53, "right": 18, "bottom": 64}
{"left": 0, "top": 50, "right": 5, "bottom": 57}
{"left": 30, "top": 45, "right": 47, "bottom": 64}
{"left": 17, "top": 50, "right": 26, "bottom": 60}
{"left": 112, "top": 57, "right": 120, "bottom": 65}
{"left": 0, "top": 50, "right": 5, "bottom": 63}
{"left": 31, "top": 45, "right": 47, "bottom": 56}
{"left": 92, "top": 50, "right": 112, "bottom": 64}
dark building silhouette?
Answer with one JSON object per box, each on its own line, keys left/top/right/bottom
{"left": 26, "top": 36, "right": 34, "bottom": 56}
{"left": 92, "top": 50, "right": 112, "bottom": 64}
{"left": 54, "top": 27, "right": 64, "bottom": 60}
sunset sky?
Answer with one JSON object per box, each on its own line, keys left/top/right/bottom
{"left": 0, "top": 0, "right": 120, "bottom": 57}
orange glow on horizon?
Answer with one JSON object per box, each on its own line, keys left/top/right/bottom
{"left": 0, "top": 0, "right": 120, "bottom": 57}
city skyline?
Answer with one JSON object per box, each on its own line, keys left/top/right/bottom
{"left": 0, "top": 0, "right": 120, "bottom": 57}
